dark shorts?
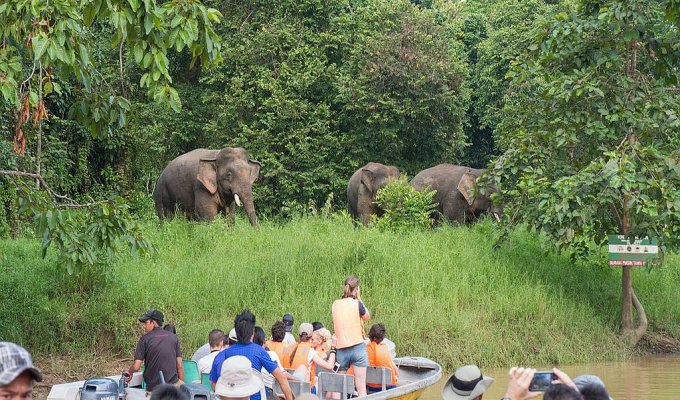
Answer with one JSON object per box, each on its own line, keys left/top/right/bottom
{"left": 336, "top": 342, "right": 369, "bottom": 370}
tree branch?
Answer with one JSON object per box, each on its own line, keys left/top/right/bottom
{"left": 0, "top": 170, "right": 107, "bottom": 208}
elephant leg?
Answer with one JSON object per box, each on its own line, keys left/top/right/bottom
{"left": 442, "top": 196, "right": 466, "bottom": 224}
{"left": 194, "top": 191, "right": 218, "bottom": 222}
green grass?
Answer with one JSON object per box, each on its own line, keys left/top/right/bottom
{"left": 1, "top": 214, "right": 679, "bottom": 371}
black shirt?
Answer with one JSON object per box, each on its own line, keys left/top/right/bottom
{"left": 135, "top": 327, "right": 182, "bottom": 390}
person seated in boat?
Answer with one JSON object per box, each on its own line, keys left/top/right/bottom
{"left": 209, "top": 310, "right": 293, "bottom": 400}
{"left": 266, "top": 321, "right": 293, "bottom": 369}
{"left": 442, "top": 364, "right": 493, "bottom": 400}
{"left": 253, "top": 326, "right": 296, "bottom": 397}
{"left": 288, "top": 322, "right": 314, "bottom": 370}
{"left": 198, "top": 329, "right": 225, "bottom": 374}
{"left": 126, "top": 309, "right": 185, "bottom": 392}
{"left": 214, "top": 355, "right": 266, "bottom": 400}
{"left": 366, "top": 323, "right": 398, "bottom": 392}
{"left": 0, "top": 342, "right": 43, "bottom": 400}
{"left": 192, "top": 328, "right": 237, "bottom": 362}
{"left": 295, "top": 330, "right": 338, "bottom": 395}
{"left": 282, "top": 314, "right": 296, "bottom": 345}
{"left": 572, "top": 374, "right": 612, "bottom": 400}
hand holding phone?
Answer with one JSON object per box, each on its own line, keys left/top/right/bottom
{"left": 528, "top": 371, "right": 557, "bottom": 392}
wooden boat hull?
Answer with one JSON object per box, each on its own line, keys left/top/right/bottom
{"left": 48, "top": 356, "right": 441, "bottom": 400}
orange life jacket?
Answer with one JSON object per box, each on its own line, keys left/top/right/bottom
{"left": 367, "top": 341, "right": 398, "bottom": 386}
{"left": 289, "top": 342, "right": 313, "bottom": 370}
{"left": 332, "top": 298, "right": 365, "bottom": 348}
{"left": 266, "top": 340, "right": 292, "bottom": 369}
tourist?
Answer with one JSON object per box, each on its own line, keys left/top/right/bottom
{"left": 192, "top": 328, "right": 236, "bottom": 361}
{"left": 253, "top": 326, "right": 295, "bottom": 397}
{"left": 289, "top": 322, "right": 314, "bottom": 369}
{"left": 214, "top": 356, "right": 265, "bottom": 400}
{"left": 442, "top": 364, "right": 493, "bottom": 400}
{"left": 331, "top": 274, "right": 371, "bottom": 397}
{"left": 126, "top": 309, "right": 185, "bottom": 392}
{"left": 209, "top": 310, "right": 293, "bottom": 400}
{"left": 366, "top": 323, "right": 398, "bottom": 392}
{"left": 302, "top": 330, "right": 338, "bottom": 394}
{"left": 282, "top": 314, "right": 296, "bottom": 345}
{"left": 573, "top": 375, "right": 612, "bottom": 400}
{"left": 198, "top": 329, "right": 225, "bottom": 374}
{"left": 266, "top": 321, "right": 293, "bottom": 369}
{"left": 0, "top": 342, "right": 43, "bottom": 400}
{"left": 311, "top": 322, "right": 324, "bottom": 331}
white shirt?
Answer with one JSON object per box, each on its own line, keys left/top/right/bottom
{"left": 197, "top": 350, "right": 220, "bottom": 374}
{"left": 283, "top": 332, "right": 296, "bottom": 345}
{"left": 262, "top": 350, "right": 284, "bottom": 388}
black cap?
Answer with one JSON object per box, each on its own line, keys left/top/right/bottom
{"left": 282, "top": 314, "right": 294, "bottom": 332}
{"left": 139, "top": 309, "right": 164, "bottom": 325}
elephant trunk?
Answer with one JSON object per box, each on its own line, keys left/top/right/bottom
{"left": 239, "top": 191, "right": 257, "bottom": 227}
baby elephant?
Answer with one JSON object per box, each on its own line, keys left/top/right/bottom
{"left": 347, "top": 162, "right": 400, "bottom": 226}
{"left": 154, "top": 148, "right": 261, "bottom": 225}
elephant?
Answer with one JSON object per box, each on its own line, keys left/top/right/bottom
{"left": 347, "top": 162, "right": 400, "bottom": 226}
{"left": 410, "top": 164, "right": 502, "bottom": 224}
{"left": 153, "top": 148, "right": 261, "bottom": 225}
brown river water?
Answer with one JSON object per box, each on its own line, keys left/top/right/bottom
{"left": 420, "top": 355, "right": 680, "bottom": 400}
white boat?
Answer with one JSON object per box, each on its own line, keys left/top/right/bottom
{"left": 47, "top": 356, "right": 441, "bottom": 400}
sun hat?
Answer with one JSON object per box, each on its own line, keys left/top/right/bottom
{"left": 138, "top": 309, "right": 164, "bottom": 325}
{"left": 228, "top": 328, "right": 238, "bottom": 342}
{"left": 214, "top": 356, "right": 264, "bottom": 398}
{"left": 573, "top": 374, "right": 613, "bottom": 400}
{"left": 299, "top": 323, "right": 313, "bottom": 336}
{"left": 283, "top": 314, "right": 294, "bottom": 332}
{"left": 442, "top": 365, "right": 494, "bottom": 400}
{"left": 0, "top": 342, "right": 43, "bottom": 385}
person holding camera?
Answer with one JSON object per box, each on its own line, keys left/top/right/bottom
{"left": 500, "top": 367, "right": 584, "bottom": 400}
{"left": 331, "top": 275, "right": 371, "bottom": 397}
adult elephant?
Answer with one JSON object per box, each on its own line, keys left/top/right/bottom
{"left": 154, "top": 148, "right": 261, "bottom": 225}
{"left": 347, "top": 162, "right": 400, "bottom": 226}
{"left": 410, "top": 164, "right": 501, "bottom": 224}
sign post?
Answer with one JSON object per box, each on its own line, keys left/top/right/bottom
{"left": 608, "top": 235, "right": 659, "bottom": 266}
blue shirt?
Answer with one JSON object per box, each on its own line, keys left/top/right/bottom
{"left": 209, "top": 343, "right": 278, "bottom": 400}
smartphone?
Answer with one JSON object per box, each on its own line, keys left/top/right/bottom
{"left": 529, "top": 371, "right": 556, "bottom": 392}
{"left": 332, "top": 362, "right": 341, "bottom": 373}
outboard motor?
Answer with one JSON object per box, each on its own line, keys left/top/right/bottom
{"left": 181, "top": 383, "right": 211, "bottom": 400}
{"left": 79, "top": 378, "right": 121, "bottom": 400}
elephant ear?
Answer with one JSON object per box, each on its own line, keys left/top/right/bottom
{"left": 457, "top": 172, "right": 478, "bottom": 206}
{"left": 248, "top": 160, "right": 261, "bottom": 184}
{"left": 197, "top": 158, "right": 218, "bottom": 195}
{"left": 360, "top": 168, "right": 375, "bottom": 191}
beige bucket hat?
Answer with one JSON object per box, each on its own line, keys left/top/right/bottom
{"left": 442, "top": 365, "right": 494, "bottom": 400}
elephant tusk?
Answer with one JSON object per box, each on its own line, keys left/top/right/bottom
{"left": 494, "top": 213, "right": 501, "bottom": 222}
{"left": 234, "top": 194, "right": 242, "bottom": 207}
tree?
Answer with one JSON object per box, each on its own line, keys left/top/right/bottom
{"left": 493, "top": 0, "right": 680, "bottom": 344}
{"left": 0, "top": 0, "right": 222, "bottom": 284}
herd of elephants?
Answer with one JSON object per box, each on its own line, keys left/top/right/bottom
{"left": 153, "top": 147, "right": 503, "bottom": 226}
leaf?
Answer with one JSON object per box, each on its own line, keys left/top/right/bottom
{"left": 79, "top": 43, "right": 90, "bottom": 66}
{"left": 31, "top": 35, "right": 49, "bottom": 60}
{"left": 83, "top": 4, "right": 97, "bottom": 26}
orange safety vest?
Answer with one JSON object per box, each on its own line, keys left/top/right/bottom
{"left": 367, "top": 341, "right": 398, "bottom": 386}
{"left": 332, "top": 298, "right": 365, "bottom": 348}
{"left": 289, "top": 342, "right": 313, "bottom": 370}
{"left": 266, "top": 340, "right": 292, "bottom": 369}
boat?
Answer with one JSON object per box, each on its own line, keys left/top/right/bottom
{"left": 47, "top": 356, "right": 441, "bottom": 400}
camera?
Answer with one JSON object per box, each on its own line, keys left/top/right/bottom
{"left": 528, "top": 371, "right": 556, "bottom": 392}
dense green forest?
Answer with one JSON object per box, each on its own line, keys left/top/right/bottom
{"left": 1, "top": 0, "right": 679, "bottom": 351}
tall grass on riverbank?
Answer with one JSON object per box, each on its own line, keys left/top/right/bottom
{"left": 1, "top": 215, "right": 679, "bottom": 370}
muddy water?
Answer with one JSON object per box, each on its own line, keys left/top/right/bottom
{"left": 420, "top": 355, "right": 680, "bottom": 400}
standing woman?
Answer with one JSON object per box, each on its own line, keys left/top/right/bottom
{"left": 332, "top": 275, "right": 371, "bottom": 397}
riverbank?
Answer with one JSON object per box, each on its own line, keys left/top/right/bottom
{"left": 2, "top": 215, "right": 679, "bottom": 381}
